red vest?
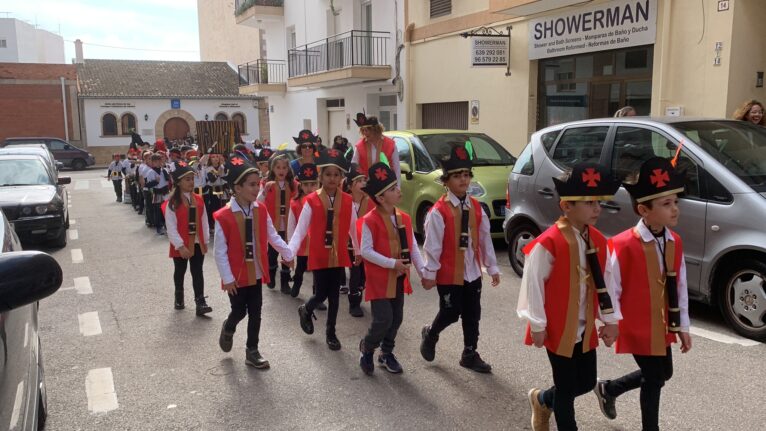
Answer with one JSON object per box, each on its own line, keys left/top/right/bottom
{"left": 522, "top": 219, "right": 607, "bottom": 358}
{"left": 432, "top": 195, "right": 483, "bottom": 285}
{"left": 213, "top": 203, "right": 270, "bottom": 287}
{"left": 361, "top": 208, "right": 414, "bottom": 301}
{"left": 162, "top": 193, "right": 207, "bottom": 258}
{"left": 264, "top": 180, "right": 295, "bottom": 232}
{"left": 612, "top": 228, "right": 684, "bottom": 356}
{"left": 305, "top": 189, "right": 353, "bottom": 270}
{"left": 355, "top": 136, "right": 396, "bottom": 175}
{"left": 290, "top": 197, "right": 310, "bottom": 257}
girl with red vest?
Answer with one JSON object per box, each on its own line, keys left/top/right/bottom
{"left": 357, "top": 162, "right": 425, "bottom": 375}
{"left": 419, "top": 144, "right": 501, "bottom": 374}
{"left": 257, "top": 152, "right": 297, "bottom": 293}
{"left": 287, "top": 163, "right": 319, "bottom": 298}
{"left": 162, "top": 161, "right": 212, "bottom": 315}
{"left": 288, "top": 148, "right": 361, "bottom": 351}
{"left": 346, "top": 165, "right": 375, "bottom": 317}
{"left": 594, "top": 157, "right": 692, "bottom": 431}
{"left": 213, "top": 155, "right": 294, "bottom": 369}
{"left": 516, "top": 163, "right": 621, "bottom": 431}
{"left": 350, "top": 112, "right": 401, "bottom": 186}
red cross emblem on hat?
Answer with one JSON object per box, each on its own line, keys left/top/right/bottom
{"left": 356, "top": 113, "right": 366, "bottom": 124}
{"left": 650, "top": 169, "right": 669, "bottom": 188}
{"left": 231, "top": 158, "right": 244, "bottom": 166}
{"left": 177, "top": 161, "right": 187, "bottom": 167}
{"left": 303, "top": 167, "right": 314, "bottom": 177}
{"left": 455, "top": 147, "right": 468, "bottom": 160}
{"left": 301, "top": 132, "right": 310, "bottom": 140}
{"left": 328, "top": 149, "right": 340, "bottom": 157}
{"left": 374, "top": 167, "right": 388, "bottom": 181}
{"left": 582, "top": 168, "right": 601, "bottom": 188}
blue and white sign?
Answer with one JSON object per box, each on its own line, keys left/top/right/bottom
{"left": 528, "top": 0, "right": 657, "bottom": 60}
{"left": 171, "top": 99, "right": 181, "bottom": 109}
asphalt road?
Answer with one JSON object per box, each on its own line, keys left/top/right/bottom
{"left": 31, "top": 169, "right": 766, "bottom": 431}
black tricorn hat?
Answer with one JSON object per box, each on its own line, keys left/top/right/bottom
{"left": 623, "top": 157, "right": 685, "bottom": 203}
{"left": 363, "top": 162, "right": 397, "bottom": 199}
{"left": 316, "top": 147, "right": 350, "bottom": 173}
{"left": 224, "top": 155, "right": 259, "bottom": 185}
{"left": 293, "top": 129, "right": 318, "bottom": 145}
{"left": 255, "top": 148, "right": 274, "bottom": 163}
{"left": 346, "top": 164, "right": 366, "bottom": 183}
{"left": 297, "top": 163, "right": 318, "bottom": 182}
{"left": 552, "top": 162, "right": 619, "bottom": 201}
{"left": 440, "top": 144, "right": 473, "bottom": 175}
{"left": 353, "top": 111, "right": 379, "bottom": 128}
{"left": 171, "top": 160, "right": 195, "bottom": 182}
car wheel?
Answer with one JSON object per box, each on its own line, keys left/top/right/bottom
{"left": 71, "top": 159, "right": 86, "bottom": 170}
{"left": 717, "top": 258, "right": 766, "bottom": 340}
{"left": 50, "top": 227, "right": 67, "bottom": 248}
{"left": 507, "top": 222, "right": 539, "bottom": 277}
{"left": 416, "top": 202, "right": 433, "bottom": 238}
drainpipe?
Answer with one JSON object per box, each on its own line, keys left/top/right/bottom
{"left": 60, "top": 76, "right": 70, "bottom": 141}
{"left": 656, "top": 0, "right": 672, "bottom": 115}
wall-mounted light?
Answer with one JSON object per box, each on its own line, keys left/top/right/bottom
{"left": 144, "top": 114, "right": 149, "bottom": 121}
{"left": 204, "top": 114, "right": 209, "bottom": 120}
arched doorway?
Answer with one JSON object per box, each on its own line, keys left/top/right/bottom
{"left": 163, "top": 117, "right": 190, "bottom": 140}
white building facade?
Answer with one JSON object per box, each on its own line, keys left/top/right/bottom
{"left": 0, "top": 18, "right": 65, "bottom": 64}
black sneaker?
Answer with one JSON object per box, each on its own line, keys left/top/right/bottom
{"left": 339, "top": 285, "right": 349, "bottom": 295}
{"left": 245, "top": 348, "right": 270, "bottom": 369}
{"left": 359, "top": 340, "right": 374, "bottom": 376}
{"left": 174, "top": 291, "right": 184, "bottom": 310}
{"left": 326, "top": 333, "right": 341, "bottom": 351}
{"left": 290, "top": 283, "right": 301, "bottom": 298}
{"left": 298, "top": 305, "right": 315, "bottom": 334}
{"left": 594, "top": 379, "right": 617, "bottom": 420}
{"left": 219, "top": 320, "right": 234, "bottom": 352}
{"left": 420, "top": 325, "right": 438, "bottom": 362}
{"left": 349, "top": 305, "right": 364, "bottom": 317}
{"left": 280, "top": 278, "right": 291, "bottom": 295}
{"left": 315, "top": 301, "right": 327, "bottom": 311}
{"left": 459, "top": 350, "right": 492, "bottom": 374}
{"left": 195, "top": 296, "right": 213, "bottom": 316}
{"left": 378, "top": 352, "right": 403, "bottom": 374}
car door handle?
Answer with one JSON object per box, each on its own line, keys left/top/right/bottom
{"left": 537, "top": 188, "right": 555, "bottom": 197}
{"left": 599, "top": 202, "right": 621, "bottom": 211}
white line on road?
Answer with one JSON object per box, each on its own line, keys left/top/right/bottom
{"left": 101, "top": 180, "right": 112, "bottom": 188}
{"left": 69, "top": 229, "right": 79, "bottom": 240}
{"left": 689, "top": 326, "right": 761, "bottom": 347}
{"left": 61, "top": 276, "right": 94, "bottom": 294}
{"left": 71, "top": 248, "right": 83, "bottom": 263}
{"left": 78, "top": 312, "right": 102, "bottom": 336}
{"left": 74, "top": 180, "right": 90, "bottom": 190}
{"left": 85, "top": 368, "right": 118, "bottom": 414}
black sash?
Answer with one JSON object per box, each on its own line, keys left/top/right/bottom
{"left": 188, "top": 202, "right": 197, "bottom": 236}
{"left": 397, "top": 215, "right": 410, "bottom": 265}
{"left": 244, "top": 216, "right": 255, "bottom": 261}
{"left": 584, "top": 226, "right": 614, "bottom": 315}
{"left": 458, "top": 199, "right": 469, "bottom": 250}
{"left": 324, "top": 206, "right": 334, "bottom": 248}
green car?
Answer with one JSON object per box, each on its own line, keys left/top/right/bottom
{"left": 385, "top": 130, "right": 517, "bottom": 239}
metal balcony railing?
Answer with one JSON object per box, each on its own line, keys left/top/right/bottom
{"left": 287, "top": 30, "right": 390, "bottom": 78}
{"left": 234, "top": 0, "right": 284, "bottom": 17}
{"left": 238, "top": 59, "right": 287, "bottom": 86}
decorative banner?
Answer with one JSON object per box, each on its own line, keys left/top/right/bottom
{"left": 196, "top": 120, "right": 237, "bottom": 155}
{"left": 471, "top": 36, "right": 508, "bottom": 67}
{"left": 470, "top": 100, "right": 480, "bottom": 124}
{"left": 528, "top": 0, "right": 657, "bottom": 60}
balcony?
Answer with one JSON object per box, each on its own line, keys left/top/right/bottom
{"left": 235, "top": 0, "right": 284, "bottom": 26}
{"left": 238, "top": 59, "right": 287, "bottom": 95}
{"left": 287, "top": 30, "right": 391, "bottom": 88}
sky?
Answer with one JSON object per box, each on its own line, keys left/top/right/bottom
{"left": 2, "top": 0, "right": 201, "bottom": 62}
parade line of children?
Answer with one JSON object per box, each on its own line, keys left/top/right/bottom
{"left": 110, "top": 113, "right": 691, "bottom": 430}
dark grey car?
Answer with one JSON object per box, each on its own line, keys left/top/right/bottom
{"left": 1, "top": 137, "right": 95, "bottom": 170}
{"left": 504, "top": 118, "right": 766, "bottom": 340}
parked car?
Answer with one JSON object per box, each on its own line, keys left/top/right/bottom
{"left": 504, "top": 117, "right": 766, "bottom": 339}
{"left": 0, "top": 145, "right": 64, "bottom": 173}
{"left": 385, "top": 130, "right": 517, "bottom": 238}
{"left": 0, "top": 154, "right": 70, "bottom": 247}
{"left": 0, "top": 209, "right": 63, "bottom": 430}
{"left": 1, "top": 137, "right": 95, "bottom": 170}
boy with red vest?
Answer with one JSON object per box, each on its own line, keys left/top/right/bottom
{"left": 287, "top": 163, "right": 319, "bottom": 298}
{"left": 213, "top": 155, "right": 294, "bottom": 369}
{"left": 162, "top": 162, "right": 212, "bottom": 315}
{"left": 289, "top": 148, "right": 361, "bottom": 351}
{"left": 350, "top": 111, "right": 401, "bottom": 186}
{"left": 358, "top": 162, "right": 424, "bottom": 375}
{"left": 518, "top": 163, "right": 622, "bottom": 431}
{"left": 594, "top": 157, "right": 692, "bottom": 431}
{"left": 419, "top": 144, "right": 500, "bottom": 373}
{"left": 346, "top": 164, "right": 375, "bottom": 317}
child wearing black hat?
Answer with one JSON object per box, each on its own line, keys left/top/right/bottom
{"left": 213, "top": 155, "right": 295, "bottom": 369}
{"left": 346, "top": 165, "right": 375, "bottom": 317}
{"left": 107, "top": 153, "right": 125, "bottom": 202}
{"left": 358, "top": 162, "right": 425, "bottom": 375}
{"left": 593, "top": 157, "right": 692, "bottom": 431}
{"left": 162, "top": 161, "right": 212, "bottom": 315}
{"left": 517, "top": 162, "right": 622, "bottom": 431}
{"left": 419, "top": 144, "right": 501, "bottom": 373}
{"left": 288, "top": 148, "right": 361, "bottom": 351}
{"left": 145, "top": 153, "right": 171, "bottom": 235}
{"left": 288, "top": 163, "right": 319, "bottom": 298}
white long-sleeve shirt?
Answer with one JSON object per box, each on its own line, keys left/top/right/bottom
{"left": 165, "top": 192, "right": 210, "bottom": 250}
{"left": 606, "top": 220, "right": 690, "bottom": 332}
{"left": 213, "top": 198, "right": 294, "bottom": 285}
{"left": 516, "top": 224, "right": 622, "bottom": 340}
{"left": 287, "top": 192, "right": 360, "bottom": 257}
{"left": 421, "top": 191, "right": 500, "bottom": 283}
{"left": 360, "top": 212, "right": 425, "bottom": 279}
{"left": 351, "top": 138, "right": 402, "bottom": 187}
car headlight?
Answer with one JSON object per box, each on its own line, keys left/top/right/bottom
{"left": 21, "top": 206, "right": 33, "bottom": 216}
{"left": 467, "top": 182, "right": 486, "bottom": 197}
{"left": 35, "top": 205, "right": 49, "bottom": 215}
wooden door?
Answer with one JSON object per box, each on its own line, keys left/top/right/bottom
{"left": 163, "top": 117, "right": 190, "bottom": 140}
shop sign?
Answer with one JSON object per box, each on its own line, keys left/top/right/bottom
{"left": 529, "top": 0, "right": 657, "bottom": 60}
{"left": 471, "top": 36, "right": 508, "bottom": 67}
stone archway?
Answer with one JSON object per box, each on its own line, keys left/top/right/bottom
{"left": 155, "top": 109, "right": 197, "bottom": 140}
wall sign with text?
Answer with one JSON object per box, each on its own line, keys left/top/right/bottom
{"left": 472, "top": 36, "right": 508, "bottom": 67}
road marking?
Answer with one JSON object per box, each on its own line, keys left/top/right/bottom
{"left": 69, "top": 229, "right": 79, "bottom": 240}
{"left": 101, "top": 180, "right": 112, "bottom": 188}
{"left": 78, "top": 312, "right": 102, "bottom": 336}
{"left": 689, "top": 326, "right": 761, "bottom": 347}
{"left": 70, "top": 219, "right": 76, "bottom": 225}
{"left": 71, "top": 248, "right": 83, "bottom": 263}
{"left": 9, "top": 381, "right": 24, "bottom": 429}
{"left": 74, "top": 180, "right": 90, "bottom": 190}
{"left": 61, "top": 276, "right": 92, "bottom": 294}
{"left": 85, "top": 368, "right": 118, "bottom": 414}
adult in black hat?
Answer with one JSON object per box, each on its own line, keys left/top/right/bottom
{"left": 291, "top": 129, "right": 318, "bottom": 176}
{"left": 351, "top": 111, "right": 401, "bottom": 185}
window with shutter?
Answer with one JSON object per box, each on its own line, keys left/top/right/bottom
{"left": 430, "top": 0, "right": 451, "bottom": 18}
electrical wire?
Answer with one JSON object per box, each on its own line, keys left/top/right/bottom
{"left": 64, "top": 39, "right": 198, "bottom": 53}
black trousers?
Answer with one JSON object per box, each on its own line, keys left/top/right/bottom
{"left": 152, "top": 202, "right": 164, "bottom": 231}
{"left": 305, "top": 267, "right": 344, "bottom": 335}
{"left": 112, "top": 179, "right": 122, "bottom": 200}
{"left": 267, "top": 230, "right": 291, "bottom": 287}
{"left": 348, "top": 250, "right": 364, "bottom": 308}
{"left": 429, "top": 278, "right": 482, "bottom": 350}
{"left": 224, "top": 281, "right": 263, "bottom": 349}
{"left": 143, "top": 190, "right": 153, "bottom": 225}
{"left": 172, "top": 244, "right": 204, "bottom": 299}
{"left": 363, "top": 276, "right": 404, "bottom": 353}
{"left": 605, "top": 348, "right": 674, "bottom": 431}
{"left": 540, "top": 342, "right": 597, "bottom": 431}
{"left": 204, "top": 193, "right": 222, "bottom": 229}
{"left": 292, "top": 255, "right": 314, "bottom": 294}
{"left": 134, "top": 182, "right": 144, "bottom": 212}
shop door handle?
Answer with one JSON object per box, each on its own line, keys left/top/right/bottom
{"left": 537, "top": 188, "right": 555, "bottom": 197}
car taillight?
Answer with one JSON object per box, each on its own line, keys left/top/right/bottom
{"left": 506, "top": 187, "right": 511, "bottom": 209}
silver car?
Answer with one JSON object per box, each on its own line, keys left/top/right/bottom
{"left": 504, "top": 117, "right": 766, "bottom": 340}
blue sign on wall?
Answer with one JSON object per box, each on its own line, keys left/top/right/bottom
{"left": 171, "top": 99, "right": 181, "bottom": 109}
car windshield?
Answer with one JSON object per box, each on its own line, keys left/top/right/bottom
{"left": 671, "top": 120, "right": 766, "bottom": 192}
{"left": 0, "top": 159, "right": 52, "bottom": 186}
{"left": 416, "top": 133, "right": 515, "bottom": 167}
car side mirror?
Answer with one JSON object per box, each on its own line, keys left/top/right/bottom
{"left": 400, "top": 162, "right": 414, "bottom": 180}
{"left": 0, "top": 251, "right": 62, "bottom": 313}
{"left": 56, "top": 161, "right": 64, "bottom": 170}
{"left": 58, "top": 176, "right": 71, "bottom": 185}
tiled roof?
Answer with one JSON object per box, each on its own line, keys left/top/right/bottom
{"left": 77, "top": 59, "right": 247, "bottom": 98}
